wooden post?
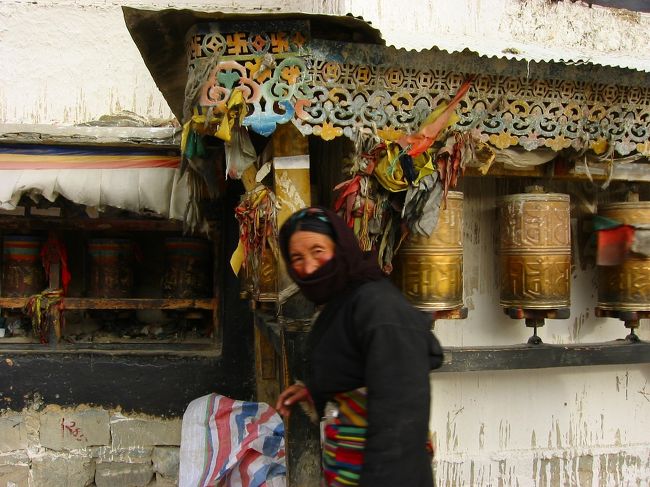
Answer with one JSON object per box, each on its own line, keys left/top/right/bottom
{"left": 269, "top": 123, "right": 321, "bottom": 487}
{"left": 44, "top": 232, "right": 62, "bottom": 345}
{"left": 272, "top": 123, "right": 311, "bottom": 305}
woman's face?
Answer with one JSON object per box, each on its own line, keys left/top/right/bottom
{"left": 288, "top": 230, "right": 335, "bottom": 278}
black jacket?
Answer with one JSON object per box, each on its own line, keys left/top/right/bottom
{"left": 305, "top": 278, "right": 443, "bottom": 487}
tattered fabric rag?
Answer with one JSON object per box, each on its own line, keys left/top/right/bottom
{"left": 179, "top": 393, "right": 286, "bottom": 487}
{"left": 597, "top": 224, "right": 635, "bottom": 266}
{"left": 631, "top": 227, "right": 650, "bottom": 257}
{"left": 402, "top": 172, "right": 443, "bottom": 237}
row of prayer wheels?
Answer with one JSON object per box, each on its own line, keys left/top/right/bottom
{"left": 393, "top": 190, "right": 650, "bottom": 338}
{"left": 1, "top": 237, "right": 211, "bottom": 299}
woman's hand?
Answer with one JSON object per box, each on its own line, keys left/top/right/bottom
{"left": 275, "top": 383, "right": 311, "bottom": 418}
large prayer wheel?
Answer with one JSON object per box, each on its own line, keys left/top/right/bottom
{"left": 394, "top": 191, "right": 464, "bottom": 311}
{"left": 498, "top": 191, "right": 571, "bottom": 309}
{"left": 597, "top": 201, "right": 650, "bottom": 311}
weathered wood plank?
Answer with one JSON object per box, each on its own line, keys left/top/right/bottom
{"left": 439, "top": 341, "right": 650, "bottom": 372}
{"left": 0, "top": 297, "right": 217, "bottom": 310}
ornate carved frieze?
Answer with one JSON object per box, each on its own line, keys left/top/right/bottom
{"left": 187, "top": 21, "right": 650, "bottom": 156}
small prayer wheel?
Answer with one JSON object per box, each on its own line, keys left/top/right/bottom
{"left": 163, "top": 238, "right": 211, "bottom": 299}
{"left": 597, "top": 201, "right": 650, "bottom": 311}
{"left": 394, "top": 191, "right": 464, "bottom": 311}
{"left": 87, "top": 238, "right": 134, "bottom": 298}
{"left": 1, "top": 235, "right": 46, "bottom": 297}
{"left": 497, "top": 191, "right": 571, "bottom": 309}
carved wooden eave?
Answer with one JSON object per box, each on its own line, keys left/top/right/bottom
{"left": 124, "top": 8, "right": 650, "bottom": 160}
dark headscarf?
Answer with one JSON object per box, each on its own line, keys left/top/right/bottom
{"left": 279, "top": 207, "right": 384, "bottom": 304}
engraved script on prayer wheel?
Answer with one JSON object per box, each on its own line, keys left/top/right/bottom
{"left": 498, "top": 193, "right": 571, "bottom": 309}
{"left": 597, "top": 202, "right": 650, "bottom": 311}
{"left": 394, "top": 191, "right": 464, "bottom": 311}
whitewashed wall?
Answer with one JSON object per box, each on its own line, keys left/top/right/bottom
{"left": 0, "top": 0, "right": 346, "bottom": 124}
{"left": 1, "top": 1, "right": 649, "bottom": 485}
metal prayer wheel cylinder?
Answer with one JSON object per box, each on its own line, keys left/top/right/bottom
{"left": 597, "top": 202, "right": 650, "bottom": 311}
{"left": 162, "top": 238, "right": 211, "bottom": 299}
{"left": 1, "top": 235, "right": 46, "bottom": 297}
{"left": 88, "top": 238, "right": 134, "bottom": 298}
{"left": 394, "top": 191, "right": 464, "bottom": 311}
{"left": 498, "top": 192, "right": 571, "bottom": 309}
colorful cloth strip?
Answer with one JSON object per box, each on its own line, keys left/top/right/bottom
{"left": 321, "top": 389, "right": 434, "bottom": 487}
{"left": 322, "top": 389, "right": 368, "bottom": 487}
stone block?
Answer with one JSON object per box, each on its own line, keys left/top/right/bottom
{"left": 153, "top": 473, "right": 178, "bottom": 486}
{"left": 40, "top": 407, "right": 110, "bottom": 451}
{"left": 95, "top": 462, "right": 154, "bottom": 487}
{"left": 0, "top": 414, "right": 27, "bottom": 453}
{"left": 0, "top": 464, "right": 29, "bottom": 487}
{"left": 110, "top": 416, "right": 181, "bottom": 449}
{"left": 0, "top": 452, "right": 29, "bottom": 467}
{"left": 31, "top": 455, "right": 95, "bottom": 487}
{"left": 91, "top": 446, "right": 153, "bottom": 464}
{"left": 152, "top": 447, "right": 179, "bottom": 480}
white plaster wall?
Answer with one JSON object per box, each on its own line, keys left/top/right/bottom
{"left": 431, "top": 366, "right": 650, "bottom": 486}
{"left": 0, "top": 0, "right": 346, "bottom": 124}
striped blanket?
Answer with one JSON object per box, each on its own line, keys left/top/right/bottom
{"left": 322, "top": 389, "right": 368, "bottom": 487}
{"left": 179, "top": 393, "right": 286, "bottom": 487}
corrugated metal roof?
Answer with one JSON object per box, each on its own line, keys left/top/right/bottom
{"left": 380, "top": 31, "right": 650, "bottom": 73}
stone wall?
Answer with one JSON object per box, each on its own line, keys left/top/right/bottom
{"left": 0, "top": 402, "right": 181, "bottom": 487}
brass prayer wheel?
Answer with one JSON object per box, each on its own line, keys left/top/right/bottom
{"left": 498, "top": 192, "right": 571, "bottom": 309}
{"left": 394, "top": 191, "right": 464, "bottom": 311}
{"left": 597, "top": 201, "right": 650, "bottom": 311}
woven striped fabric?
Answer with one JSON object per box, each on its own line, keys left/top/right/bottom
{"left": 322, "top": 389, "right": 368, "bottom": 487}
{"left": 0, "top": 144, "right": 179, "bottom": 169}
{"left": 179, "top": 393, "right": 286, "bottom": 487}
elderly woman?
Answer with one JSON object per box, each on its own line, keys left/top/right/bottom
{"left": 275, "top": 206, "right": 443, "bottom": 487}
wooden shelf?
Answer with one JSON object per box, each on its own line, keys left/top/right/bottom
{"left": 0, "top": 297, "right": 216, "bottom": 310}
{"left": 0, "top": 216, "right": 186, "bottom": 232}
